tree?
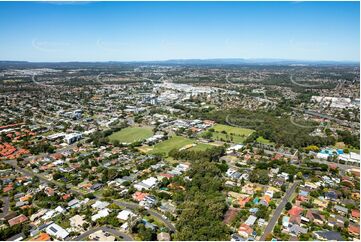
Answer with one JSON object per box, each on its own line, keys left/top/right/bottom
{"left": 136, "top": 224, "right": 155, "bottom": 241}
{"left": 265, "top": 233, "right": 273, "bottom": 241}
{"left": 201, "top": 131, "right": 213, "bottom": 140}
{"left": 111, "top": 139, "right": 120, "bottom": 147}
{"left": 269, "top": 200, "right": 276, "bottom": 209}
{"left": 174, "top": 160, "right": 230, "bottom": 241}
{"left": 256, "top": 205, "right": 268, "bottom": 219}
{"left": 84, "top": 193, "right": 95, "bottom": 199}
{"left": 285, "top": 202, "right": 292, "bottom": 211}
{"left": 305, "top": 145, "right": 320, "bottom": 152}
{"left": 249, "top": 169, "right": 270, "bottom": 185}
{"left": 288, "top": 174, "right": 294, "bottom": 182}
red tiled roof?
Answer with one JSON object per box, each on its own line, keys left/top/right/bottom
{"left": 3, "top": 184, "right": 13, "bottom": 193}
{"left": 159, "top": 173, "right": 174, "bottom": 179}
{"left": 272, "top": 153, "right": 283, "bottom": 160}
{"left": 33, "top": 233, "right": 51, "bottom": 241}
{"left": 51, "top": 153, "right": 63, "bottom": 160}
{"left": 349, "top": 224, "right": 360, "bottom": 235}
{"left": 133, "top": 191, "right": 149, "bottom": 202}
{"left": 44, "top": 187, "right": 54, "bottom": 196}
{"left": 239, "top": 224, "right": 253, "bottom": 235}
{"left": 288, "top": 206, "right": 303, "bottom": 217}
{"left": 0, "top": 123, "right": 24, "bottom": 130}
{"left": 223, "top": 208, "right": 238, "bottom": 224}
{"left": 239, "top": 197, "right": 251, "bottom": 207}
{"left": 8, "top": 214, "right": 28, "bottom": 227}
{"left": 62, "top": 194, "right": 71, "bottom": 200}
{"left": 352, "top": 209, "right": 360, "bottom": 218}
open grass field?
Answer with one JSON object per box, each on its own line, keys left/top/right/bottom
{"left": 210, "top": 132, "right": 247, "bottom": 143}
{"left": 149, "top": 136, "right": 214, "bottom": 155}
{"left": 212, "top": 124, "right": 255, "bottom": 136}
{"left": 189, "top": 143, "right": 214, "bottom": 151}
{"left": 256, "top": 136, "right": 274, "bottom": 145}
{"left": 150, "top": 136, "right": 193, "bottom": 155}
{"left": 108, "top": 126, "right": 153, "bottom": 143}
{"left": 199, "top": 124, "right": 255, "bottom": 144}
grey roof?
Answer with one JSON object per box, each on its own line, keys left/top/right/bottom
{"left": 289, "top": 224, "right": 308, "bottom": 235}
{"left": 6, "top": 233, "right": 24, "bottom": 241}
{"left": 245, "top": 215, "right": 257, "bottom": 226}
{"left": 314, "top": 231, "right": 343, "bottom": 241}
{"left": 334, "top": 205, "right": 348, "bottom": 213}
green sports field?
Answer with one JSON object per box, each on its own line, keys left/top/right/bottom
{"left": 212, "top": 124, "right": 254, "bottom": 136}
{"left": 150, "top": 136, "right": 192, "bottom": 155}
{"left": 256, "top": 136, "right": 274, "bottom": 145}
{"left": 150, "top": 136, "right": 213, "bottom": 156}
{"left": 108, "top": 126, "right": 153, "bottom": 143}
{"left": 200, "top": 124, "right": 255, "bottom": 143}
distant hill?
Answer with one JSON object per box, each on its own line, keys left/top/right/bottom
{"left": 0, "top": 58, "right": 358, "bottom": 69}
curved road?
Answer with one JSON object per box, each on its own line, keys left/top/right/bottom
{"left": 72, "top": 226, "right": 133, "bottom": 241}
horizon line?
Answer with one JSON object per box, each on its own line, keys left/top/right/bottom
{"left": 0, "top": 57, "right": 359, "bottom": 64}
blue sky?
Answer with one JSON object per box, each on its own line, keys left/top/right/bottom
{"left": 0, "top": 1, "right": 359, "bottom": 62}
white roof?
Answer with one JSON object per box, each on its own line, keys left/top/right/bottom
{"left": 41, "top": 210, "right": 56, "bottom": 220}
{"left": 30, "top": 209, "right": 48, "bottom": 221}
{"left": 245, "top": 215, "right": 257, "bottom": 226}
{"left": 317, "top": 153, "right": 330, "bottom": 159}
{"left": 91, "top": 201, "right": 109, "bottom": 210}
{"left": 121, "top": 222, "right": 129, "bottom": 230}
{"left": 91, "top": 208, "right": 110, "bottom": 221}
{"left": 142, "top": 177, "right": 158, "bottom": 187}
{"left": 46, "top": 223, "right": 69, "bottom": 239}
{"left": 70, "top": 215, "right": 86, "bottom": 227}
{"left": 227, "top": 144, "right": 244, "bottom": 151}
{"left": 350, "top": 152, "right": 360, "bottom": 160}
{"left": 68, "top": 198, "right": 80, "bottom": 207}
{"left": 265, "top": 190, "right": 274, "bottom": 197}
{"left": 339, "top": 152, "right": 360, "bottom": 163}
{"left": 117, "top": 209, "right": 135, "bottom": 221}
{"left": 55, "top": 206, "right": 65, "bottom": 213}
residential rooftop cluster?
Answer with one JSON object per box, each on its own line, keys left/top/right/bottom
{"left": 0, "top": 63, "right": 359, "bottom": 241}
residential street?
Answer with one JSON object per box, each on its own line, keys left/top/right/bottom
{"left": 0, "top": 196, "right": 10, "bottom": 219}
{"left": 3, "top": 159, "right": 176, "bottom": 232}
{"left": 72, "top": 226, "right": 133, "bottom": 241}
{"left": 113, "top": 200, "right": 176, "bottom": 232}
{"left": 260, "top": 181, "right": 300, "bottom": 241}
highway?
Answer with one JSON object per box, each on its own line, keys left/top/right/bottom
{"left": 260, "top": 181, "right": 300, "bottom": 241}
{"left": 72, "top": 226, "right": 133, "bottom": 241}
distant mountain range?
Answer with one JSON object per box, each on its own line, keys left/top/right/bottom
{"left": 149, "top": 58, "right": 359, "bottom": 65}
{"left": 0, "top": 58, "right": 358, "bottom": 68}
